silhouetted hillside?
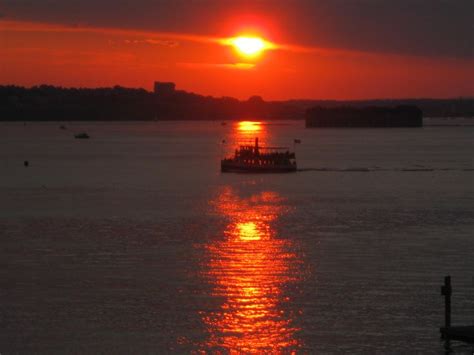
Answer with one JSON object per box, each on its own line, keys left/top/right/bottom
{"left": 0, "top": 84, "right": 472, "bottom": 121}
{"left": 0, "top": 84, "right": 300, "bottom": 121}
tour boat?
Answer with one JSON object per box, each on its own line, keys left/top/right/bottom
{"left": 221, "top": 138, "right": 297, "bottom": 173}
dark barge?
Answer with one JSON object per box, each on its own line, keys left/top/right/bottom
{"left": 306, "top": 105, "right": 423, "bottom": 127}
{"left": 221, "top": 138, "right": 297, "bottom": 173}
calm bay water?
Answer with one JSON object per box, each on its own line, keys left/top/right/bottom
{"left": 0, "top": 120, "right": 473, "bottom": 353}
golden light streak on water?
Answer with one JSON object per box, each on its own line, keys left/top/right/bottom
{"left": 225, "top": 120, "right": 268, "bottom": 153}
{"left": 201, "top": 187, "right": 302, "bottom": 352}
{"left": 237, "top": 121, "right": 262, "bottom": 132}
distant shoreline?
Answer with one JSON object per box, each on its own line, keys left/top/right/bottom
{"left": 1, "top": 84, "right": 473, "bottom": 121}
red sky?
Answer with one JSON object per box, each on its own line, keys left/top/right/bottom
{"left": 1, "top": 0, "right": 473, "bottom": 100}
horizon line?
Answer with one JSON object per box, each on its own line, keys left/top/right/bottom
{"left": 1, "top": 82, "right": 472, "bottom": 102}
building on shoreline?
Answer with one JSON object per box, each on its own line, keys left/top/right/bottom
{"left": 154, "top": 82, "right": 176, "bottom": 95}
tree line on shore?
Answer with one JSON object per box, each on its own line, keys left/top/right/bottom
{"left": 0, "top": 84, "right": 472, "bottom": 121}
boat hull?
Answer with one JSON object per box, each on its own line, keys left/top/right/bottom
{"left": 221, "top": 161, "right": 297, "bottom": 173}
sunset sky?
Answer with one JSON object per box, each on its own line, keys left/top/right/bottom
{"left": 1, "top": 0, "right": 473, "bottom": 100}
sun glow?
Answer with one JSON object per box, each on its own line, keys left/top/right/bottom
{"left": 232, "top": 36, "right": 265, "bottom": 56}
{"left": 222, "top": 35, "right": 275, "bottom": 58}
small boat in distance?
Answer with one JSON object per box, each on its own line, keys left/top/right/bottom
{"left": 221, "top": 138, "right": 297, "bottom": 173}
{"left": 74, "top": 132, "right": 90, "bottom": 139}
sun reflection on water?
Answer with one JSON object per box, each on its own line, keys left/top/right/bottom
{"left": 234, "top": 121, "right": 267, "bottom": 146}
{"left": 236, "top": 222, "right": 262, "bottom": 241}
{"left": 201, "top": 187, "right": 302, "bottom": 352}
{"left": 237, "top": 121, "right": 262, "bottom": 132}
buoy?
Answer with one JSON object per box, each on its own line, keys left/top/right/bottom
{"left": 74, "top": 132, "right": 90, "bottom": 139}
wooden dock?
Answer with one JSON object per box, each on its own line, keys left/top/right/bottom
{"left": 440, "top": 276, "right": 474, "bottom": 344}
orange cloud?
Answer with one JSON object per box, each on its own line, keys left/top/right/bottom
{"left": 0, "top": 20, "right": 218, "bottom": 45}
{"left": 177, "top": 62, "right": 255, "bottom": 70}
{"left": 124, "top": 39, "right": 179, "bottom": 47}
{"left": 0, "top": 19, "right": 317, "bottom": 54}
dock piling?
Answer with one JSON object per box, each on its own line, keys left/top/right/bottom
{"left": 439, "top": 276, "right": 474, "bottom": 345}
{"left": 441, "top": 275, "right": 452, "bottom": 330}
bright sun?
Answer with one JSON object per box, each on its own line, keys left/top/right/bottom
{"left": 231, "top": 36, "right": 265, "bottom": 57}
{"left": 221, "top": 35, "right": 274, "bottom": 58}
